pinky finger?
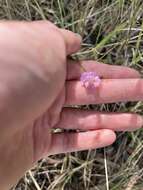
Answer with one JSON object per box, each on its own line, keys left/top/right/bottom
{"left": 48, "top": 129, "right": 116, "bottom": 155}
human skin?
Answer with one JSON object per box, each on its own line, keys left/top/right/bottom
{"left": 0, "top": 21, "right": 142, "bottom": 190}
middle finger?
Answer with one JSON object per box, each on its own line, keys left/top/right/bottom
{"left": 65, "top": 79, "right": 143, "bottom": 105}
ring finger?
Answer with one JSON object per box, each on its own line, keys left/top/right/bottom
{"left": 55, "top": 108, "right": 143, "bottom": 131}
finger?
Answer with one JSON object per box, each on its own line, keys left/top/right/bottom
{"left": 0, "top": 20, "right": 58, "bottom": 29}
{"left": 9, "top": 21, "right": 82, "bottom": 55}
{"left": 48, "top": 130, "right": 116, "bottom": 155}
{"left": 34, "top": 23, "right": 82, "bottom": 55}
{"left": 29, "top": 22, "right": 82, "bottom": 55}
{"left": 67, "top": 60, "right": 141, "bottom": 80}
{"left": 30, "top": 24, "right": 82, "bottom": 54}
{"left": 60, "top": 29, "right": 82, "bottom": 55}
{"left": 55, "top": 108, "right": 143, "bottom": 131}
{"left": 65, "top": 79, "right": 143, "bottom": 105}
{"left": 28, "top": 20, "right": 58, "bottom": 29}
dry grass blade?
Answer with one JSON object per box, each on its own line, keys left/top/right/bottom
{"left": 0, "top": 0, "right": 143, "bottom": 189}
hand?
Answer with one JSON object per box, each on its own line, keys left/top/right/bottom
{"left": 0, "top": 21, "right": 142, "bottom": 190}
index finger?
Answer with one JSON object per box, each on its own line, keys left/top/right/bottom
{"left": 67, "top": 60, "right": 141, "bottom": 80}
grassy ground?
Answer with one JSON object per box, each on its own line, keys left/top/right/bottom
{"left": 0, "top": 0, "right": 143, "bottom": 189}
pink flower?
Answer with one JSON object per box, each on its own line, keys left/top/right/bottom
{"left": 80, "top": 72, "right": 101, "bottom": 89}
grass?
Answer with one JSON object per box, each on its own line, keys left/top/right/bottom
{"left": 0, "top": 0, "right": 143, "bottom": 189}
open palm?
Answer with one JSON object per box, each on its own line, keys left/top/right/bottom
{"left": 32, "top": 60, "right": 143, "bottom": 161}
{"left": 0, "top": 21, "right": 142, "bottom": 190}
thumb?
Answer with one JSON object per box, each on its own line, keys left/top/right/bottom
{"left": 27, "top": 21, "right": 82, "bottom": 55}
{"left": 60, "top": 29, "right": 82, "bottom": 55}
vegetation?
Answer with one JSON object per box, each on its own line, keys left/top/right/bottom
{"left": 0, "top": 0, "right": 143, "bottom": 189}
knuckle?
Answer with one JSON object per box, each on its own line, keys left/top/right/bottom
{"left": 93, "top": 131, "right": 102, "bottom": 144}
{"left": 62, "top": 133, "right": 75, "bottom": 153}
{"left": 62, "top": 134, "right": 70, "bottom": 152}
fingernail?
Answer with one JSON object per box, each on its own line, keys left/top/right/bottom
{"left": 75, "top": 33, "right": 82, "bottom": 40}
{"left": 138, "top": 116, "right": 143, "bottom": 128}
